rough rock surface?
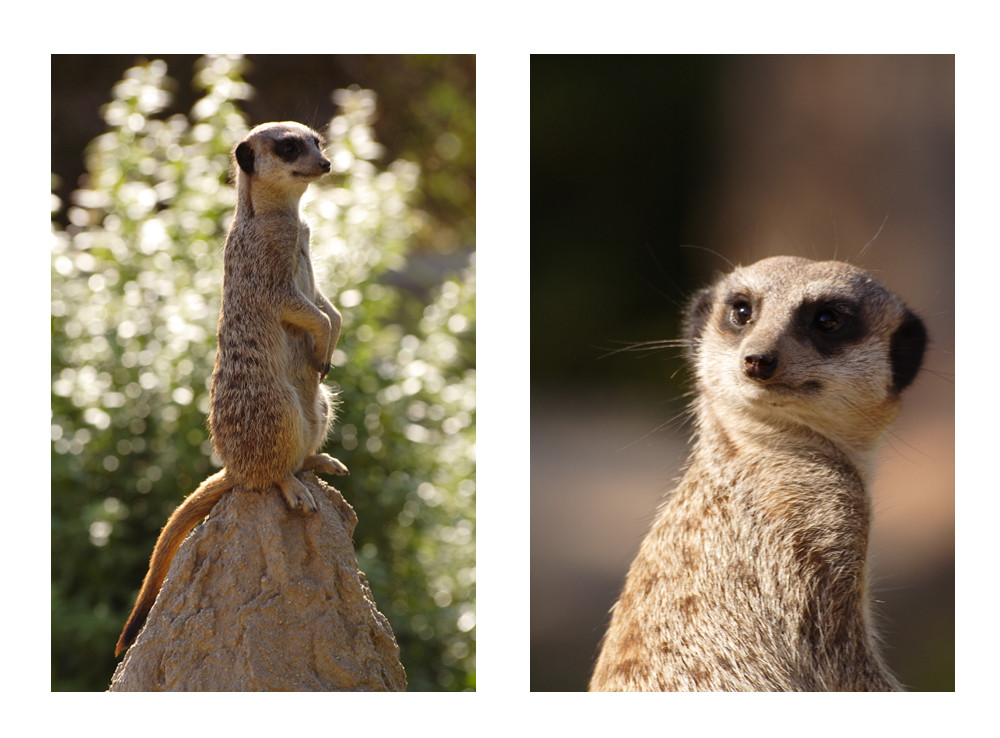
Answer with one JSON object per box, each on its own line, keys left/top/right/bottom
{"left": 109, "top": 474, "right": 406, "bottom": 691}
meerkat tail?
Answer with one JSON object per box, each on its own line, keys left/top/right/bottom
{"left": 115, "top": 469, "right": 234, "bottom": 657}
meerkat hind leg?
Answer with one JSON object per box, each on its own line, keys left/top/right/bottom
{"left": 303, "top": 453, "right": 349, "bottom": 476}
{"left": 276, "top": 472, "right": 318, "bottom": 512}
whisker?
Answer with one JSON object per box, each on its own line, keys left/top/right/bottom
{"left": 596, "top": 339, "right": 688, "bottom": 360}
{"left": 617, "top": 405, "right": 694, "bottom": 452}
{"left": 919, "top": 367, "right": 954, "bottom": 385}
{"left": 640, "top": 244, "right": 687, "bottom": 312}
{"left": 679, "top": 243, "right": 735, "bottom": 271}
{"left": 856, "top": 213, "right": 890, "bottom": 263}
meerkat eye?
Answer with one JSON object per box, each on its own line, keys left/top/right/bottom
{"left": 813, "top": 307, "right": 843, "bottom": 334}
{"left": 731, "top": 300, "right": 753, "bottom": 327}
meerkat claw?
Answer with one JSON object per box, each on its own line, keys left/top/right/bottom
{"left": 303, "top": 453, "right": 349, "bottom": 476}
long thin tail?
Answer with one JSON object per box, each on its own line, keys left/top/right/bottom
{"left": 115, "top": 469, "right": 234, "bottom": 657}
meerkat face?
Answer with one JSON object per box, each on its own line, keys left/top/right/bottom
{"left": 234, "top": 121, "right": 331, "bottom": 196}
{"left": 685, "top": 256, "right": 926, "bottom": 446}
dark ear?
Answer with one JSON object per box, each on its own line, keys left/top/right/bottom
{"left": 889, "top": 309, "right": 927, "bottom": 393}
{"left": 683, "top": 286, "right": 715, "bottom": 362}
{"left": 235, "top": 141, "right": 255, "bottom": 174}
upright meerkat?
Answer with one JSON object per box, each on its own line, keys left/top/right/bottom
{"left": 116, "top": 122, "right": 347, "bottom": 657}
{"left": 589, "top": 256, "right": 926, "bottom": 691}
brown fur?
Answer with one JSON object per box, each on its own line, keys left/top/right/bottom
{"left": 589, "top": 256, "right": 926, "bottom": 691}
{"left": 116, "top": 122, "right": 347, "bottom": 657}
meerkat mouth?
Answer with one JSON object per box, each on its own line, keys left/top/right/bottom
{"left": 742, "top": 377, "right": 823, "bottom": 394}
{"left": 739, "top": 381, "right": 823, "bottom": 413}
{"left": 767, "top": 381, "right": 821, "bottom": 394}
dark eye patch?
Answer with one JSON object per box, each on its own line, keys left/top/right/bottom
{"left": 798, "top": 299, "right": 865, "bottom": 354}
{"left": 813, "top": 306, "right": 844, "bottom": 334}
{"left": 273, "top": 137, "right": 302, "bottom": 161}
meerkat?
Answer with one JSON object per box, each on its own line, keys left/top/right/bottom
{"left": 115, "top": 122, "right": 347, "bottom": 657}
{"left": 588, "top": 256, "right": 927, "bottom": 691}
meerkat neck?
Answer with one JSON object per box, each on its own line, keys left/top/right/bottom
{"left": 237, "top": 173, "right": 307, "bottom": 219}
{"left": 693, "top": 403, "right": 874, "bottom": 533}
{"left": 694, "top": 396, "right": 881, "bottom": 485}
{"left": 683, "top": 411, "right": 893, "bottom": 688}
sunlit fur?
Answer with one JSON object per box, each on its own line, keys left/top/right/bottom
{"left": 116, "top": 122, "right": 348, "bottom": 657}
{"left": 589, "top": 256, "right": 926, "bottom": 691}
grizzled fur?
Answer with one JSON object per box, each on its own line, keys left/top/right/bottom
{"left": 589, "top": 256, "right": 926, "bottom": 691}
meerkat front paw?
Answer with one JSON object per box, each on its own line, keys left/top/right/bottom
{"left": 276, "top": 474, "right": 318, "bottom": 512}
{"left": 307, "top": 356, "right": 330, "bottom": 381}
{"left": 303, "top": 453, "right": 349, "bottom": 476}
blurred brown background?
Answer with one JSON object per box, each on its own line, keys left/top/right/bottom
{"left": 530, "top": 55, "right": 954, "bottom": 691}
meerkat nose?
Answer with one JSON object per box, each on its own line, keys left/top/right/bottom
{"left": 744, "top": 352, "right": 778, "bottom": 381}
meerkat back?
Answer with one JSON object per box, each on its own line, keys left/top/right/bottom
{"left": 589, "top": 256, "right": 926, "bottom": 692}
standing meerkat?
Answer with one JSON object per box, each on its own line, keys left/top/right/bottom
{"left": 589, "top": 256, "right": 927, "bottom": 691}
{"left": 116, "top": 121, "right": 347, "bottom": 657}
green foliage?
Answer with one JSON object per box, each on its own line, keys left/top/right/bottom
{"left": 51, "top": 55, "right": 475, "bottom": 691}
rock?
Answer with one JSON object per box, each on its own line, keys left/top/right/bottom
{"left": 109, "top": 474, "right": 406, "bottom": 691}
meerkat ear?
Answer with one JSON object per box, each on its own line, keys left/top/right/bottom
{"left": 235, "top": 142, "right": 255, "bottom": 174}
{"left": 889, "top": 309, "right": 927, "bottom": 393}
{"left": 683, "top": 286, "right": 715, "bottom": 361}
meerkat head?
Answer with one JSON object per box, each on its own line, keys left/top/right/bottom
{"left": 684, "top": 256, "right": 926, "bottom": 450}
{"left": 233, "top": 121, "right": 331, "bottom": 212}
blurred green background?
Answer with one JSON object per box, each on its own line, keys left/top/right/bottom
{"left": 51, "top": 54, "right": 475, "bottom": 691}
{"left": 530, "top": 55, "right": 954, "bottom": 691}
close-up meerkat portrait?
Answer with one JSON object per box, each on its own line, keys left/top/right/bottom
{"left": 531, "top": 55, "right": 954, "bottom": 691}
{"left": 589, "top": 255, "right": 926, "bottom": 691}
